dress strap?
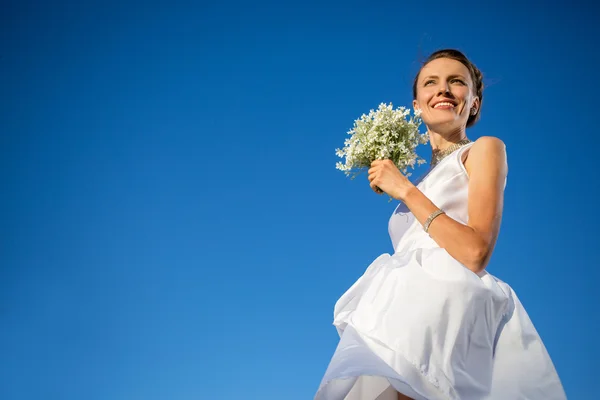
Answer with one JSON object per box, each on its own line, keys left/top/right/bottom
{"left": 455, "top": 140, "right": 508, "bottom": 188}
{"left": 455, "top": 141, "right": 476, "bottom": 175}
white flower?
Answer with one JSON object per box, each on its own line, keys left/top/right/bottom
{"left": 335, "top": 102, "right": 428, "bottom": 179}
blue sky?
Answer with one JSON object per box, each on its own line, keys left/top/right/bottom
{"left": 1, "top": 1, "right": 598, "bottom": 399}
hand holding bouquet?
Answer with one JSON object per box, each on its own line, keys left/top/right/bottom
{"left": 335, "top": 103, "right": 428, "bottom": 199}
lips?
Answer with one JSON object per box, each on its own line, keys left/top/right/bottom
{"left": 433, "top": 101, "right": 456, "bottom": 109}
{"left": 432, "top": 97, "right": 458, "bottom": 108}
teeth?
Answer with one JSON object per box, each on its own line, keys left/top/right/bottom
{"left": 434, "top": 102, "right": 455, "bottom": 108}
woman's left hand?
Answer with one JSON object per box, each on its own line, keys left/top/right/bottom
{"left": 368, "top": 160, "right": 414, "bottom": 201}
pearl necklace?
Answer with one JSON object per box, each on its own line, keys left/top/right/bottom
{"left": 430, "top": 139, "right": 472, "bottom": 167}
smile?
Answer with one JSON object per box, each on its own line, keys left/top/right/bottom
{"left": 433, "top": 102, "right": 456, "bottom": 109}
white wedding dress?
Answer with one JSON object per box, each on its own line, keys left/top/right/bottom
{"left": 315, "top": 143, "right": 566, "bottom": 400}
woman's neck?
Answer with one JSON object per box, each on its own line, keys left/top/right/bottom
{"left": 428, "top": 128, "right": 468, "bottom": 153}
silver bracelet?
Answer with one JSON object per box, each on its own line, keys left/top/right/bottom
{"left": 423, "top": 209, "right": 445, "bottom": 233}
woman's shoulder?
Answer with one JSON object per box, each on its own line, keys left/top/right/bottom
{"left": 471, "top": 136, "right": 506, "bottom": 154}
{"left": 464, "top": 136, "right": 508, "bottom": 176}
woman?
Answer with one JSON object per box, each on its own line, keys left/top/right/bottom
{"left": 315, "top": 49, "right": 565, "bottom": 400}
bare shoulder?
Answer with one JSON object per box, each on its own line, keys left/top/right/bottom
{"left": 471, "top": 136, "right": 506, "bottom": 155}
{"left": 465, "top": 136, "right": 507, "bottom": 176}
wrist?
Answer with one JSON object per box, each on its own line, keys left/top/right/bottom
{"left": 397, "top": 182, "right": 418, "bottom": 202}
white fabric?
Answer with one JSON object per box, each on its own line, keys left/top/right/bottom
{"left": 315, "top": 143, "right": 565, "bottom": 400}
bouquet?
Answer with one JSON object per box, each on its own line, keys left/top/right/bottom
{"left": 335, "top": 103, "right": 428, "bottom": 181}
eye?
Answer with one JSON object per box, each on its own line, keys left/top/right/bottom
{"left": 451, "top": 78, "right": 466, "bottom": 85}
{"left": 424, "top": 79, "right": 435, "bottom": 86}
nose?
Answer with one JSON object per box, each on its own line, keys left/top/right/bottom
{"left": 437, "top": 84, "right": 450, "bottom": 95}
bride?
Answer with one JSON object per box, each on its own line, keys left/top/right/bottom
{"left": 315, "top": 49, "right": 565, "bottom": 400}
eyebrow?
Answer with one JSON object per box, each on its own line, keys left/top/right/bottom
{"left": 422, "top": 74, "right": 468, "bottom": 81}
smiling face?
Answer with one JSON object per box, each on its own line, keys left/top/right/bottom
{"left": 413, "top": 57, "right": 480, "bottom": 132}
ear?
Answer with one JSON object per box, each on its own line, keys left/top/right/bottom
{"left": 471, "top": 96, "right": 480, "bottom": 114}
{"left": 412, "top": 99, "right": 420, "bottom": 112}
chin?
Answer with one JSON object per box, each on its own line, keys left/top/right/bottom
{"left": 428, "top": 119, "right": 458, "bottom": 128}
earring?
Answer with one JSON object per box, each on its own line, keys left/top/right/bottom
{"left": 470, "top": 108, "right": 477, "bottom": 116}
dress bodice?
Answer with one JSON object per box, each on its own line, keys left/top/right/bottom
{"left": 388, "top": 143, "right": 474, "bottom": 254}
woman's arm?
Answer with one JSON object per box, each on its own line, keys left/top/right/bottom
{"left": 368, "top": 136, "right": 507, "bottom": 273}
